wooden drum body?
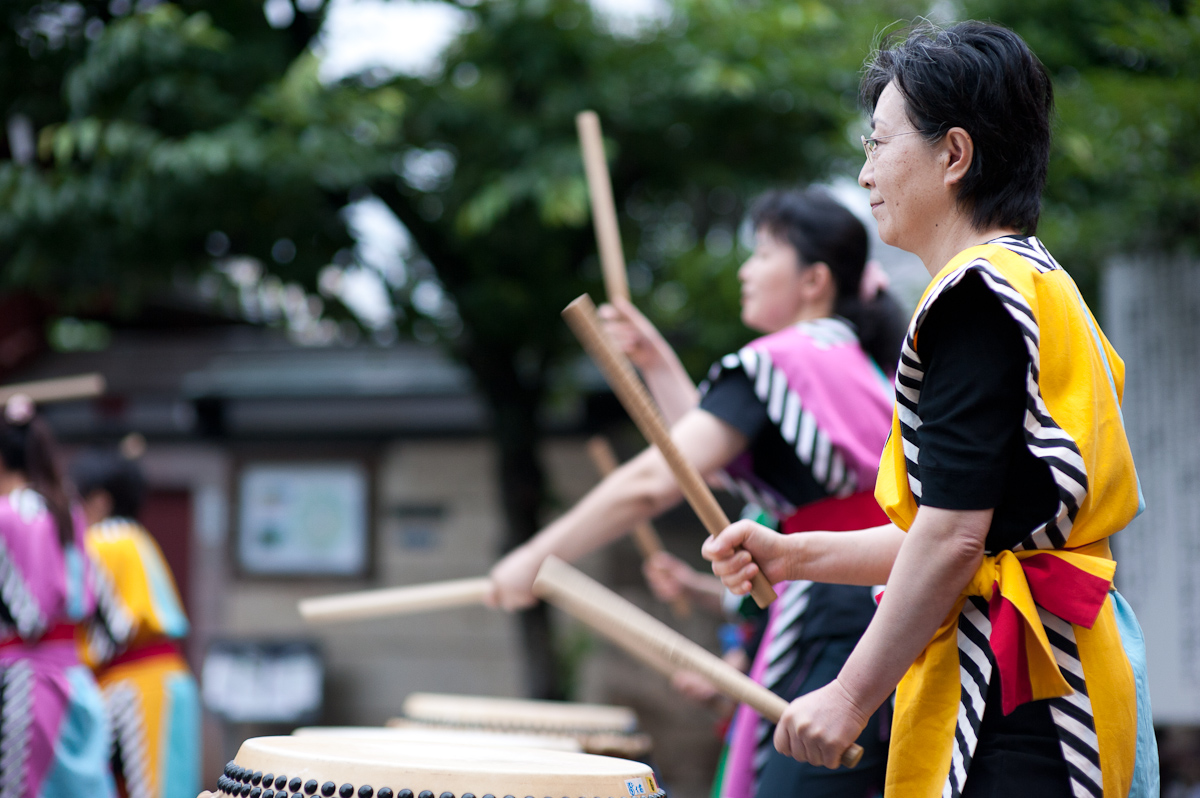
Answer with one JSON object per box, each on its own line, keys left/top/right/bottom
{"left": 212, "top": 736, "right": 663, "bottom": 798}
{"left": 391, "top": 694, "right": 652, "bottom": 760}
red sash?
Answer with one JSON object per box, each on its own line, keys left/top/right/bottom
{"left": 0, "top": 621, "right": 77, "bottom": 649}
{"left": 108, "top": 639, "right": 184, "bottom": 669}
{"left": 782, "top": 490, "right": 888, "bottom": 534}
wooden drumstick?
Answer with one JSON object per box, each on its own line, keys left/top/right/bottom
{"left": 534, "top": 556, "right": 863, "bottom": 769}
{"left": 0, "top": 373, "right": 105, "bottom": 404}
{"left": 298, "top": 577, "right": 491, "bottom": 623}
{"left": 575, "top": 111, "right": 629, "bottom": 303}
{"left": 563, "top": 295, "right": 777, "bottom": 608}
{"left": 586, "top": 436, "right": 691, "bottom": 618}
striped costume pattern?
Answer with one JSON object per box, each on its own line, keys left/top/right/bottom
{"left": 0, "top": 489, "right": 115, "bottom": 798}
{"left": 0, "top": 662, "right": 35, "bottom": 798}
{"left": 877, "top": 236, "right": 1144, "bottom": 798}
{"left": 895, "top": 236, "right": 1086, "bottom": 552}
{"left": 701, "top": 318, "right": 878, "bottom": 518}
{"left": 106, "top": 682, "right": 152, "bottom": 798}
{"left": 750, "top": 581, "right": 812, "bottom": 774}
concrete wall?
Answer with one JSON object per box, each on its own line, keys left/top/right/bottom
{"left": 222, "top": 438, "right": 525, "bottom": 723}
{"left": 1104, "top": 257, "right": 1200, "bottom": 725}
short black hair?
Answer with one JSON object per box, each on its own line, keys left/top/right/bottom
{"left": 71, "top": 450, "right": 146, "bottom": 519}
{"left": 861, "top": 20, "right": 1054, "bottom": 234}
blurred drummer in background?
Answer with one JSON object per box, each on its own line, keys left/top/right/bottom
{"left": 0, "top": 395, "right": 115, "bottom": 798}
{"left": 73, "top": 442, "right": 201, "bottom": 798}
{"left": 490, "top": 188, "right": 905, "bottom": 798}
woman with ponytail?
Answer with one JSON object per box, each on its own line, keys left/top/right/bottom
{"left": 0, "top": 394, "right": 115, "bottom": 798}
{"left": 490, "top": 187, "right": 904, "bottom": 798}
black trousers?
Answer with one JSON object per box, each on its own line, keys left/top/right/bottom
{"left": 961, "top": 666, "right": 1072, "bottom": 797}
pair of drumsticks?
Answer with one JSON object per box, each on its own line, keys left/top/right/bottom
{"left": 300, "top": 114, "right": 861, "bottom": 768}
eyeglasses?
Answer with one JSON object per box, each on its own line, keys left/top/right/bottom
{"left": 861, "top": 131, "right": 922, "bottom": 162}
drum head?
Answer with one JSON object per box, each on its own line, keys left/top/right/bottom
{"left": 215, "top": 736, "right": 663, "bottom": 798}
{"left": 402, "top": 693, "right": 638, "bottom": 734}
{"left": 291, "top": 726, "right": 582, "bottom": 752}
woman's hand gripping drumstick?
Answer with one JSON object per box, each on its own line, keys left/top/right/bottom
{"left": 533, "top": 556, "right": 862, "bottom": 769}
{"left": 562, "top": 295, "right": 777, "bottom": 608}
{"left": 585, "top": 436, "right": 691, "bottom": 618}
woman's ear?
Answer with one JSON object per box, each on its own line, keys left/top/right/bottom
{"left": 943, "top": 127, "right": 974, "bottom": 187}
{"left": 805, "top": 262, "right": 836, "bottom": 299}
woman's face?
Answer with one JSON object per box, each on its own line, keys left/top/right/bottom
{"left": 737, "top": 228, "right": 812, "bottom": 334}
{"left": 858, "top": 81, "right": 948, "bottom": 254}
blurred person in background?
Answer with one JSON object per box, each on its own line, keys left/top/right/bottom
{"left": 73, "top": 440, "right": 200, "bottom": 798}
{"left": 491, "top": 187, "right": 906, "bottom": 798}
{"left": 0, "top": 394, "right": 115, "bottom": 798}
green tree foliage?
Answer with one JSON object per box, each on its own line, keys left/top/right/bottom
{"left": 962, "top": 0, "right": 1200, "bottom": 289}
{"left": 380, "top": 0, "right": 917, "bottom": 379}
{"left": 0, "top": 1, "right": 395, "bottom": 308}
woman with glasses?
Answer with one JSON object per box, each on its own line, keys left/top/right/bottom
{"left": 705, "top": 21, "right": 1157, "bottom": 798}
{"left": 490, "top": 187, "right": 905, "bottom": 798}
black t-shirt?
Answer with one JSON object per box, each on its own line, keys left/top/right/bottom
{"left": 915, "top": 271, "right": 1059, "bottom": 552}
{"left": 698, "top": 368, "right": 828, "bottom": 509}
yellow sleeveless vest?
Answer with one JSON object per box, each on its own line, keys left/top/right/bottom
{"left": 875, "top": 239, "right": 1140, "bottom": 797}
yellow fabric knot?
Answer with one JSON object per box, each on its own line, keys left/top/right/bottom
{"left": 961, "top": 541, "right": 1116, "bottom": 713}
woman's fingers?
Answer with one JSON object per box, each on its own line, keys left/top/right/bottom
{"left": 497, "top": 583, "right": 536, "bottom": 611}
{"left": 611, "top": 297, "right": 655, "bottom": 334}
{"left": 710, "top": 558, "right": 758, "bottom": 595}
{"left": 642, "top": 555, "right": 685, "bottom": 601}
{"left": 481, "top": 580, "right": 500, "bottom": 609}
{"left": 671, "top": 670, "right": 719, "bottom": 702}
{"left": 701, "top": 519, "right": 754, "bottom": 560}
{"left": 598, "top": 303, "right": 654, "bottom": 366}
{"left": 487, "top": 548, "right": 541, "bottom": 611}
{"left": 702, "top": 520, "right": 769, "bottom": 594}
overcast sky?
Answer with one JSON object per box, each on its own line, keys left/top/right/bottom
{"left": 316, "top": 0, "right": 670, "bottom": 81}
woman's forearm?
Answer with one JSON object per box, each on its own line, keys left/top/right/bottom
{"left": 524, "top": 410, "right": 745, "bottom": 563}
{"left": 525, "top": 448, "right": 682, "bottom": 563}
{"left": 835, "top": 507, "right": 991, "bottom": 716}
{"left": 641, "top": 355, "right": 700, "bottom": 425}
{"left": 788, "top": 524, "right": 906, "bottom": 585}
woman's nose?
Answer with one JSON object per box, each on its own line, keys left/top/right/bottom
{"left": 858, "top": 157, "right": 874, "bottom": 190}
